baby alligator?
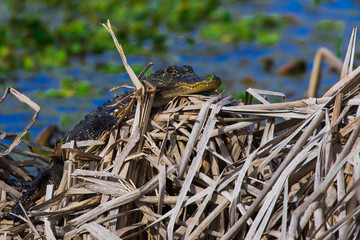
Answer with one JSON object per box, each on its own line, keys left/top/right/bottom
{"left": 1, "top": 65, "right": 221, "bottom": 221}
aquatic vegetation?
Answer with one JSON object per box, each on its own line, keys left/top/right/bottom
{"left": 0, "top": 0, "right": 223, "bottom": 73}
{"left": 317, "top": 20, "right": 344, "bottom": 31}
{"left": 0, "top": 0, "right": 298, "bottom": 74}
{"left": 200, "top": 14, "right": 291, "bottom": 45}
{"left": 38, "top": 76, "right": 100, "bottom": 98}
{"left": 60, "top": 115, "right": 76, "bottom": 126}
{"left": 316, "top": 20, "right": 344, "bottom": 57}
{"left": 96, "top": 63, "right": 126, "bottom": 74}
{"left": 234, "top": 91, "right": 246, "bottom": 101}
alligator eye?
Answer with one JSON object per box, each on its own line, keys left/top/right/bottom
{"left": 165, "top": 66, "right": 176, "bottom": 74}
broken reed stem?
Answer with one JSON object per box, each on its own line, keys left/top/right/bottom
{"left": 288, "top": 123, "right": 360, "bottom": 239}
{"left": 0, "top": 87, "right": 40, "bottom": 157}
{"left": 101, "top": 20, "right": 144, "bottom": 94}
{"left": 178, "top": 95, "right": 222, "bottom": 178}
{"left": 221, "top": 109, "right": 325, "bottom": 240}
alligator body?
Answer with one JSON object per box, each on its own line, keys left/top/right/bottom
{"left": 66, "top": 65, "right": 221, "bottom": 142}
{"left": 1, "top": 65, "right": 221, "bottom": 221}
{"left": 66, "top": 92, "right": 129, "bottom": 142}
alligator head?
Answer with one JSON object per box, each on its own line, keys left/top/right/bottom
{"left": 143, "top": 65, "right": 221, "bottom": 100}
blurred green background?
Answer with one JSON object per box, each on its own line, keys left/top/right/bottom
{"left": 0, "top": 0, "right": 359, "bottom": 139}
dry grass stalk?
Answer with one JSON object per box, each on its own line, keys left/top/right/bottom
{"left": 0, "top": 87, "right": 40, "bottom": 157}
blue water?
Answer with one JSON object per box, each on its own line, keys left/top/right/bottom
{"left": 1, "top": 0, "right": 360, "bottom": 142}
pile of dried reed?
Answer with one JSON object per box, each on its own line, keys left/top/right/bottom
{"left": 1, "top": 23, "right": 360, "bottom": 240}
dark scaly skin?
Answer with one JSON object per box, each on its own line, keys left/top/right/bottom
{"left": 1, "top": 65, "right": 221, "bottom": 221}
{"left": 65, "top": 92, "right": 131, "bottom": 142}
{"left": 5, "top": 157, "right": 63, "bottom": 221}
{"left": 0, "top": 177, "right": 33, "bottom": 194}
